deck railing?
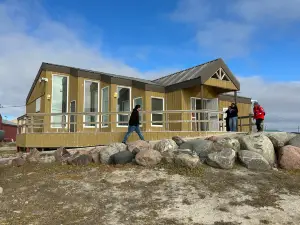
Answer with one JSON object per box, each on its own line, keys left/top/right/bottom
{"left": 17, "top": 110, "right": 259, "bottom": 134}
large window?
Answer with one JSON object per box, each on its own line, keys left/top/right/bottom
{"left": 117, "top": 86, "right": 131, "bottom": 127}
{"left": 151, "top": 97, "right": 164, "bottom": 127}
{"left": 51, "top": 75, "right": 68, "bottom": 128}
{"left": 133, "top": 97, "right": 143, "bottom": 127}
{"left": 84, "top": 80, "right": 99, "bottom": 127}
{"left": 101, "top": 86, "right": 109, "bottom": 127}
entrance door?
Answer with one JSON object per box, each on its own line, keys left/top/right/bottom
{"left": 206, "top": 98, "right": 219, "bottom": 131}
{"left": 70, "top": 101, "right": 76, "bottom": 132}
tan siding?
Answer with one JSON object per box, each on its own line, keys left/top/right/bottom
{"left": 166, "top": 90, "right": 182, "bottom": 131}
{"left": 204, "top": 78, "right": 238, "bottom": 90}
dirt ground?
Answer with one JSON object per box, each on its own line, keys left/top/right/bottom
{"left": 1, "top": 145, "right": 300, "bottom": 225}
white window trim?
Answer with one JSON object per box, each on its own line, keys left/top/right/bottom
{"left": 51, "top": 74, "right": 69, "bottom": 129}
{"left": 35, "top": 97, "right": 41, "bottom": 113}
{"left": 133, "top": 97, "right": 143, "bottom": 127}
{"left": 101, "top": 86, "right": 109, "bottom": 128}
{"left": 116, "top": 85, "right": 132, "bottom": 128}
{"left": 83, "top": 79, "right": 100, "bottom": 128}
{"left": 151, "top": 96, "right": 164, "bottom": 127}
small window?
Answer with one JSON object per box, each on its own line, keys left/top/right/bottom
{"left": 117, "top": 86, "right": 131, "bottom": 126}
{"left": 101, "top": 86, "right": 109, "bottom": 127}
{"left": 151, "top": 97, "right": 164, "bottom": 126}
{"left": 36, "top": 97, "right": 41, "bottom": 112}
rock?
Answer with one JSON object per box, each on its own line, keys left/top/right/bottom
{"left": 179, "top": 139, "right": 213, "bottom": 159}
{"left": 207, "top": 148, "right": 236, "bottom": 169}
{"left": 12, "top": 157, "right": 26, "bottom": 167}
{"left": 67, "top": 154, "right": 92, "bottom": 166}
{"left": 89, "top": 147, "right": 103, "bottom": 164}
{"left": 174, "top": 153, "right": 200, "bottom": 169}
{"left": 205, "top": 136, "right": 219, "bottom": 142}
{"left": 99, "top": 146, "right": 119, "bottom": 164}
{"left": 266, "top": 132, "right": 296, "bottom": 149}
{"left": 54, "top": 147, "right": 71, "bottom": 162}
{"left": 111, "top": 151, "right": 134, "bottom": 165}
{"left": 0, "top": 187, "right": 3, "bottom": 194}
{"left": 153, "top": 139, "right": 178, "bottom": 153}
{"left": 109, "top": 143, "right": 127, "bottom": 152}
{"left": 238, "top": 150, "right": 271, "bottom": 171}
{"left": 278, "top": 145, "right": 300, "bottom": 170}
{"left": 211, "top": 138, "right": 240, "bottom": 153}
{"left": 239, "top": 133, "right": 275, "bottom": 165}
{"left": 172, "top": 136, "right": 186, "bottom": 146}
{"left": 26, "top": 148, "right": 41, "bottom": 163}
{"left": 287, "top": 135, "right": 300, "bottom": 148}
{"left": 177, "top": 149, "right": 194, "bottom": 155}
{"left": 161, "top": 150, "right": 176, "bottom": 163}
{"left": 40, "top": 155, "right": 55, "bottom": 163}
{"left": 127, "top": 140, "right": 151, "bottom": 154}
{"left": 135, "top": 149, "right": 162, "bottom": 166}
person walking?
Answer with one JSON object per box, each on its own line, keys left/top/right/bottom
{"left": 122, "top": 104, "right": 145, "bottom": 144}
{"left": 253, "top": 102, "right": 265, "bottom": 132}
{"left": 228, "top": 103, "right": 238, "bottom": 132}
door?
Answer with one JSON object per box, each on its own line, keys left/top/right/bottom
{"left": 207, "top": 98, "right": 219, "bottom": 131}
{"left": 70, "top": 101, "right": 76, "bottom": 132}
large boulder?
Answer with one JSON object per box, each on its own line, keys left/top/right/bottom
{"left": 265, "top": 132, "right": 296, "bottom": 149}
{"left": 89, "top": 146, "right": 104, "bottom": 164}
{"left": 54, "top": 147, "right": 71, "bottom": 163}
{"left": 153, "top": 139, "right": 178, "bottom": 153}
{"left": 238, "top": 150, "right": 271, "bottom": 171}
{"left": 206, "top": 148, "right": 236, "bottom": 169}
{"left": 127, "top": 140, "right": 150, "bottom": 154}
{"left": 67, "top": 154, "right": 93, "bottom": 166}
{"left": 239, "top": 133, "right": 276, "bottom": 166}
{"left": 135, "top": 149, "right": 162, "bottom": 166}
{"left": 12, "top": 157, "right": 26, "bottom": 167}
{"left": 287, "top": 135, "right": 300, "bottom": 148}
{"left": 172, "top": 136, "right": 186, "bottom": 146}
{"left": 211, "top": 138, "right": 240, "bottom": 152}
{"left": 108, "top": 143, "right": 127, "bottom": 152}
{"left": 174, "top": 153, "right": 200, "bottom": 168}
{"left": 99, "top": 146, "right": 121, "bottom": 164}
{"left": 111, "top": 151, "right": 134, "bottom": 165}
{"left": 26, "top": 148, "right": 41, "bottom": 163}
{"left": 278, "top": 145, "right": 300, "bottom": 170}
{"left": 179, "top": 139, "right": 213, "bottom": 159}
{"left": 161, "top": 150, "right": 176, "bottom": 163}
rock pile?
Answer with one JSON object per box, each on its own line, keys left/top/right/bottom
{"left": 5, "top": 132, "right": 300, "bottom": 171}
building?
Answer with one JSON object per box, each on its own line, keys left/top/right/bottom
{"left": 0, "top": 114, "right": 17, "bottom": 142}
{"left": 17, "top": 58, "right": 253, "bottom": 149}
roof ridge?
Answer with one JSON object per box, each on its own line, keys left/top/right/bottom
{"left": 152, "top": 58, "right": 220, "bottom": 82}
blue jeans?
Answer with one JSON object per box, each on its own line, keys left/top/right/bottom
{"left": 122, "top": 125, "right": 144, "bottom": 143}
{"left": 229, "top": 117, "right": 238, "bottom": 132}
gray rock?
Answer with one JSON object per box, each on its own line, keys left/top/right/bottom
{"left": 287, "top": 135, "right": 300, "bottom": 148}
{"left": 172, "top": 136, "right": 186, "bottom": 146}
{"left": 238, "top": 150, "right": 271, "bottom": 171}
{"left": 177, "top": 149, "right": 194, "bottom": 155}
{"left": 135, "top": 149, "right": 162, "bottom": 166}
{"left": 161, "top": 150, "right": 176, "bottom": 163}
{"left": 54, "top": 147, "right": 71, "bottom": 163}
{"left": 266, "top": 132, "right": 296, "bottom": 149}
{"left": 239, "top": 133, "right": 276, "bottom": 165}
{"left": 109, "top": 143, "right": 127, "bottom": 152}
{"left": 12, "top": 157, "right": 25, "bottom": 167}
{"left": 179, "top": 139, "right": 213, "bottom": 159}
{"left": 111, "top": 151, "right": 134, "bottom": 165}
{"left": 67, "top": 154, "right": 92, "bottom": 166}
{"left": 212, "top": 138, "right": 240, "bottom": 152}
{"left": 127, "top": 140, "right": 151, "bottom": 154}
{"left": 99, "top": 146, "right": 120, "bottom": 164}
{"left": 206, "top": 148, "right": 236, "bottom": 169}
{"left": 153, "top": 139, "right": 178, "bottom": 153}
{"left": 278, "top": 145, "right": 300, "bottom": 170}
{"left": 26, "top": 148, "right": 41, "bottom": 163}
{"left": 89, "top": 147, "right": 103, "bottom": 164}
{"left": 174, "top": 153, "right": 200, "bottom": 169}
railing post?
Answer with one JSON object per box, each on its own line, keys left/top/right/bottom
{"left": 239, "top": 118, "right": 242, "bottom": 132}
{"left": 248, "top": 114, "right": 252, "bottom": 133}
{"left": 30, "top": 116, "right": 34, "bottom": 133}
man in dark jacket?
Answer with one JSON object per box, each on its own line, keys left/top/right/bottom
{"left": 228, "top": 103, "right": 238, "bottom": 132}
{"left": 225, "top": 106, "right": 231, "bottom": 131}
{"left": 122, "top": 104, "right": 145, "bottom": 144}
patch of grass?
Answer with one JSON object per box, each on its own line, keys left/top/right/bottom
{"left": 156, "top": 163, "right": 205, "bottom": 177}
{"left": 214, "top": 221, "right": 241, "bottom": 225}
{"left": 217, "top": 206, "right": 230, "bottom": 212}
{"left": 260, "top": 220, "right": 270, "bottom": 224}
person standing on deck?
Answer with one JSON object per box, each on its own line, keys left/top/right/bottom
{"left": 122, "top": 104, "right": 145, "bottom": 144}
{"left": 253, "top": 102, "right": 265, "bottom": 132}
{"left": 229, "top": 103, "right": 238, "bottom": 132}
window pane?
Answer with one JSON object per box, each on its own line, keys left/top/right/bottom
{"left": 134, "top": 98, "right": 143, "bottom": 126}
{"left": 118, "top": 114, "right": 129, "bottom": 126}
{"left": 101, "top": 87, "right": 109, "bottom": 127}
{"left": 36, "top": 97, "right": 41, "bottom": 112}
{"left": 151, "top": 98, "right": 163, "bottom": 111}
{"left": 152, "top": 113, "right": 163, "bottom": 126}
{"left": 84, "top": 81, "right": 99, "bottom": 127}
{"left": 51, "top": 76, "right": 68, "bottom": 128}
{"left": 117, "top": 87, "right": 130, "bottom": 126}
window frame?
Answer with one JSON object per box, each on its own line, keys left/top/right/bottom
{"left": 116, "top": 85, "right": 132, "bottom": 128}
{"left": 35, "top": 97, "right": 41, "bottom": 113}
{"left": 150, "top": 96, "right": 164, "bottom": 127}
{"left": 101, "top": 86, "right": 109, "bottom": 128}
{"left": 50, "top": 74, "right": 69, "bottom": 129}
{"left": 83, "top": 79, "right": 100, "bottom": 128}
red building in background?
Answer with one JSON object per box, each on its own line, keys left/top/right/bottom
{"left": 0, "top": 114, "right": 17, "bottom": 142}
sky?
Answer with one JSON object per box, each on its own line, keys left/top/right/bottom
{"left": 0, "top": 0, "right": 300, "bottom": 131}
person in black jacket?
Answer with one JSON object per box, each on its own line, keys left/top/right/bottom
{"left": 122, "top": 104, "right": 145, "bottom": 144}
{"left": 228, "top": 103, "right": 238, "bottom": 132}
{"left": 225, "top": 106, "right": 231, "bottom": 132}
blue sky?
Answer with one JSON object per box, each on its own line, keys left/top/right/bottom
{"left": 1, "top": 0, "right": 300, "bottom": 131}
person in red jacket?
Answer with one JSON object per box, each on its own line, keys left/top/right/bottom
{"left": 253, "top": 102, "right": 265, "bottom": 132}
